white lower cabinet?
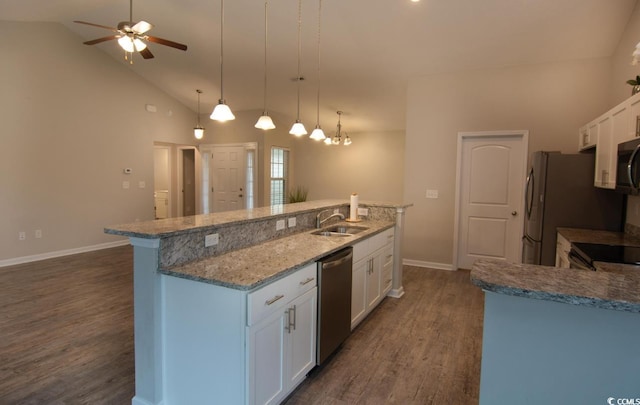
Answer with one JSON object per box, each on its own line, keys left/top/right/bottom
{"left": 248, "top": 287, "right": 317, "bottom": 405}
{"left": 162, "top": 262, "right": 317, "bottom": 405}
{"left": 351, "top": 228, "right": 394, "bottom": 330}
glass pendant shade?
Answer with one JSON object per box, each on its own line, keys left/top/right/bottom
{"left": 210, "top": 100, "right": 235, "bottom": 122}
{"left": 332, "top": 135, "right": 340, "bottom": 145}
{"left": 289, "top": 121, "right": 308, "bottom": 136}
{"left": 310, "top": 126, "right": 326, "bottom": 141}
{"left": 255, "top": 114, "right": 275, "bottom": 130}
{"left": 194, "top": 126, "right": 205, "bottom": 140}
{"left": 324, "top": 137, "right": 332, "bottom": 145}
{"left": 344, "top": 135, "right": 352, "bottom": 146}
{"left": 118, "top": 36, "right": 147, "bottom": 52}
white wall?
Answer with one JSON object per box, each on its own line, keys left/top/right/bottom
{"left": 293, "top": 130, "right": 405, "bottom": 203}
{"left": 403, "top": 59, "right": 613, "bottom": 266}
{"left": 0, "top": 21, "right": 195, "bottom": 262}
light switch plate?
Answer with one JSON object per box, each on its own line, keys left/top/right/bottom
{"left": 138, "top": 181, "right": 146, "bottom": 189}
{"left": 426, "top": 189, "right": 439, "bottom": 199}
{"left": 122, "top": 181, "right": 130, "bottom": 189}
{"left": 276, "top": 219, "right": 286, "bottom": 231}
{"left": 205, "top": 233, "right": 219, "bottom": 247}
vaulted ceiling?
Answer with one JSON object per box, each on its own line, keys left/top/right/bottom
{"left": 2, "top": 0, "right": 637, "bottom": 132}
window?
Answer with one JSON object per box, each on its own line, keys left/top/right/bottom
{"left": 270, "top": 147, "right": 289, "bottom": 205}
{"left": 246, "top": 149, "right": 255, "bottom": 209}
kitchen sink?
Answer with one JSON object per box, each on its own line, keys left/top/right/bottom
{"left": 311, "top": 225, "right": 368, "bottom": 237}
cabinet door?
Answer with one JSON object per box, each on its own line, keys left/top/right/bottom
{"left": 351, "top": 258, "right": 367, "bottom": 329}
{"left": 248, "top": 309, "right": 286, "bottom": 405}
{"left": 286, "top": 287, "right": 317, "bottom": 388}
{"left": 595, "top": 115, "right": 613, "bottom": 188}
{"left": 380, "top": 246, "right": 393, "bottom": 295}
{"left": 366, "top": 257, "right": 381, "bottom": 310}
{"left": 628, "top": 95, "right": 640, "bottom": 140}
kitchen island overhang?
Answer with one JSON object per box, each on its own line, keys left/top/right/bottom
{"left": 471, "top": 259, "right": 640, "bottom": 405}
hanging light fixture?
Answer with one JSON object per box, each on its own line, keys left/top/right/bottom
{"left": 255, "top": 0, "right": 275, "bottom": 130}
{"left": 194, "top": 89, "right": 205, "bottom": 139}
{"left": 343, "top": 133, "right": 352, "bottom": 146}
{"left": 289, "top": 0, "right": 307, "bottom": 136}
{"left": 332, "top": 111, "right": 343, "bottom": 145}
{"left": 309, "top": 0, "right": 326, "bottom": 141}
{"left": 210, "top": 0, "right": 235, "bottom": 122}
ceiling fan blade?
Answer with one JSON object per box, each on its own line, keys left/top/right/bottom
{"left": 140, "top": 48, "right": 154, "bottom": 59}
{"left": 132, "top": 20, "right": 153, "bottom": 34}
{"left": 145, "top": 35, "right": 188, "bottom": 51}
{"left": 83, "top": 35, "right": 120, "bottom": 45}
{"left": 73, "top": 20, "right": 118, "bottom": 32}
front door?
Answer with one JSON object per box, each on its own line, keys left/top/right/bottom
{"left": 456, "top": 131, "right": 527, "bottom": 269}
{"left": 210, "top": 145, "right": 246, "bottom": 213}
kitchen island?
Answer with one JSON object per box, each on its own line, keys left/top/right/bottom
{"left": 105, "top": 200, "right": 411, "bottom": 405}
{"left": 471, "top": 259, "right": 640, "bottom": 404}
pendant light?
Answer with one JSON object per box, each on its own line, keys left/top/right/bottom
{"left": 210, "top": 0, "right": 235, "bottom": 122}
{"left": 194, "top": 89, "right": 205, "bottom": 140}
{"left": 309, "top": 0, "right": 325, "bottom": 141}
{"left": 255, "top": 1, "right": 275, "bottom": 130}
{"left": 289, "top": 0, "right": 307, "bottom": 136}
{"left": 331, "top": 111, "right": 343, "bottom": 145}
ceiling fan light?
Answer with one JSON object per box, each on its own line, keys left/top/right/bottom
{"left": 194, "top": 126, "right": 205, "bottom": 140}
{"left": 310, "top": 126, "right": 326, "bottom": 141}
{"left": 210, "top": 100, "right": 235, "bottom": 122}
{"left": 289, "top": 121, "right": 308, "bottom": 136}
{"left": 118, "top": 36, "right": 135, "bottom": 52}
{"left": 133, "top": 38, "right": 147, "bottom": 51}
{"left": 255, "top": 114, "right": 276, "bottom": 130}
{"left": 132, "top": 20, "right": 153, "bottom": 34}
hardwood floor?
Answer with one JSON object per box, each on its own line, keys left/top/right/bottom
{"left": 0, "top": 249, "right": 483, "bottom": 405}
{"left": 0, "top": 246, "right": 135, "bottom": 404}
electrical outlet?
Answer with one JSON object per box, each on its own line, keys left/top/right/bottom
{"left": 205, "top": 233, "right": 219, "bottom": 247}
{"left": 18, "top": 231, "right": 26, "bottom": 241}
{"left": 35, "top": 229, "right": 42, "bottom": 239}
{"left": 426, "top": 189, "right": 439, "bottom": 199}
{"left": 276, "top": 219, "right": 286, "bottom": 231}
{"left": 333, "top": 208, "right": 341, "bottom": 214}
{"left": 288, "top": 217, "right": 296, "bottom": 228}
{"left": 357, "top": 207, "right": 369, "bottom": 216}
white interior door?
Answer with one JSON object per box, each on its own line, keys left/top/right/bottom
{"left": 210, "top": 145, "right": 246, "bottom": 213}
{"left": 456, "top": 132, "right": 527, "bottom": 269}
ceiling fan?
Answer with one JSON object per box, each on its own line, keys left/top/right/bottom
{"left": 73, "top": 0, "right": 187, "bottom": 61}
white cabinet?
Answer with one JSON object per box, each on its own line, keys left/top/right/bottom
{"left": 555, "top": 232, "right": 570, "bottom": 268}
{"left": 578, "top": 122, "right": 597, "bottom": 151}
{"left": 351, "top": 228, "right": 395, "bottom": 330}
{"left": 594, "top": 114, "right": 613, "bottom": 188}
{"left": 162, "top": 262, "right": 317, "bottom": 405}
{"left": 248, "top": 287, "right": 317, "bottom": 405}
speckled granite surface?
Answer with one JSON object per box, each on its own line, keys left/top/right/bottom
{"left": 557, "top": 227, "right": 640, "bottom": 246}
{"left": 471, "top": 259, "right": 640, "bottom": 313}
{"left": 161, "top": 220, "right": 394, "bottom": 290}
{"left": 104, "top": 199, "right": 410, "bottom": 238}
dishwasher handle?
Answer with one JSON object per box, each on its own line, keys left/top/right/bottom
{"left": 322, "top": 248, "right": 353, "bottom": 270}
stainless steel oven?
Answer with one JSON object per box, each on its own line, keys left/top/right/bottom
{"left": 616, "top": 138, "right": 640, "bottom": 194}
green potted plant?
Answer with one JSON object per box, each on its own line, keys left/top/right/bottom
{"left": 288, "top": 186, "right": 308, "bottom": 203}
{"left": 626, "top": 75, "right": 640, "bottom": 95}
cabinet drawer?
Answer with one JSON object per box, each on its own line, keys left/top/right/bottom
{"left": 247, "top": 263, "right": 316, "bottom": 326}
{"left": 352, "top": 239, "right": 370, "bottom": 263}
{"left": 370, "top": 228, "right": 395, "bottom": 252}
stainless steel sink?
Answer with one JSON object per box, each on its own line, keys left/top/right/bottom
{"left": 311, "top": 225, "right": 368, "bottom": 236}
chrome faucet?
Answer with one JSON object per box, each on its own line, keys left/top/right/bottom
{"left": 316, "top": 209, "right": 345, "bottom": 228}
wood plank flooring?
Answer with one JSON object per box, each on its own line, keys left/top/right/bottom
{"left": 0, "top": 248, "right": 483, "bottom": 405}
{"left": 284, "top": 267, "right": 484, "bottom": 405}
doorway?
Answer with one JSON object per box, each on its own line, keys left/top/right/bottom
{"left": 153, "top": 145, "right": 171, "bottom": 219}
{"left": 453, "top": 131, "right": 528, "bottom": 270}
{"left": 179, "top": 148, "right": 197, "bottom": 217}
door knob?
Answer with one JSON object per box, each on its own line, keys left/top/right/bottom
{"left": 511, "top": 211, "right": 518, "bottom": 216}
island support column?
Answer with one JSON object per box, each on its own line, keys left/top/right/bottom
{"left": 130, "top": 237, "right": 164, "bottom": 405}
{"left": 388, "top": 206, "right": 406, "bottom": 298}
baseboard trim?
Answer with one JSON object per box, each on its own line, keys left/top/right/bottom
{"left": 0, "top": 239, "right": 130, "bottom": 268}
{"left": 402, "top": 259, "right": 455, "bottom": 271}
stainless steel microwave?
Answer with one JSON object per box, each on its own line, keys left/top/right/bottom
{"left": 616, "top": 138, "right": 640, "bottom": 194}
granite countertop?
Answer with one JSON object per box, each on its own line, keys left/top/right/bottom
{"left": 161, "top": 220, "right": 395, "bottom": 291}
{"left": 471, "top": 259, "right": 640, "bottom": 313}
{"left": 105, "top": 199, "right": 411, "bottom": 239}
{"left": 557, "top": 227, "right": 640, "bottom": 246}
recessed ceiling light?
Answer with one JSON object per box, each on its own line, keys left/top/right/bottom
{"left": 411, "top": 0, "right": 420, "bottom": 2}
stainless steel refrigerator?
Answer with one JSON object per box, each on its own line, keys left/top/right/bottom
{"left": 522, "top": 151, "right": 625, "bottom": 265}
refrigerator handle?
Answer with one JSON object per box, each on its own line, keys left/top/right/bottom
{"left": 628, "top": 144, "right": 640, "bottom": 189}
{"left": 525, "top": 167, "right": 534, "bottom": 219}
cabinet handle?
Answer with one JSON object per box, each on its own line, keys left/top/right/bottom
{"left": 636, "top": 116, "right": 640, "bottom": 137}
{"left": 286, "top": 305, "right": 296, "bottom": 333}
{"left": 386, "top": 254, "right": 393, "bottom": 260}
{"left": 299, "top": 277, "right": 314, "bottom": 286}
{"left": 265, "top": 294, "right": 284, "bottom": 306}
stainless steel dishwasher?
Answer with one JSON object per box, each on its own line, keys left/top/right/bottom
{"left": 316, "top": 246, "right": 353, "bottom": 365}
